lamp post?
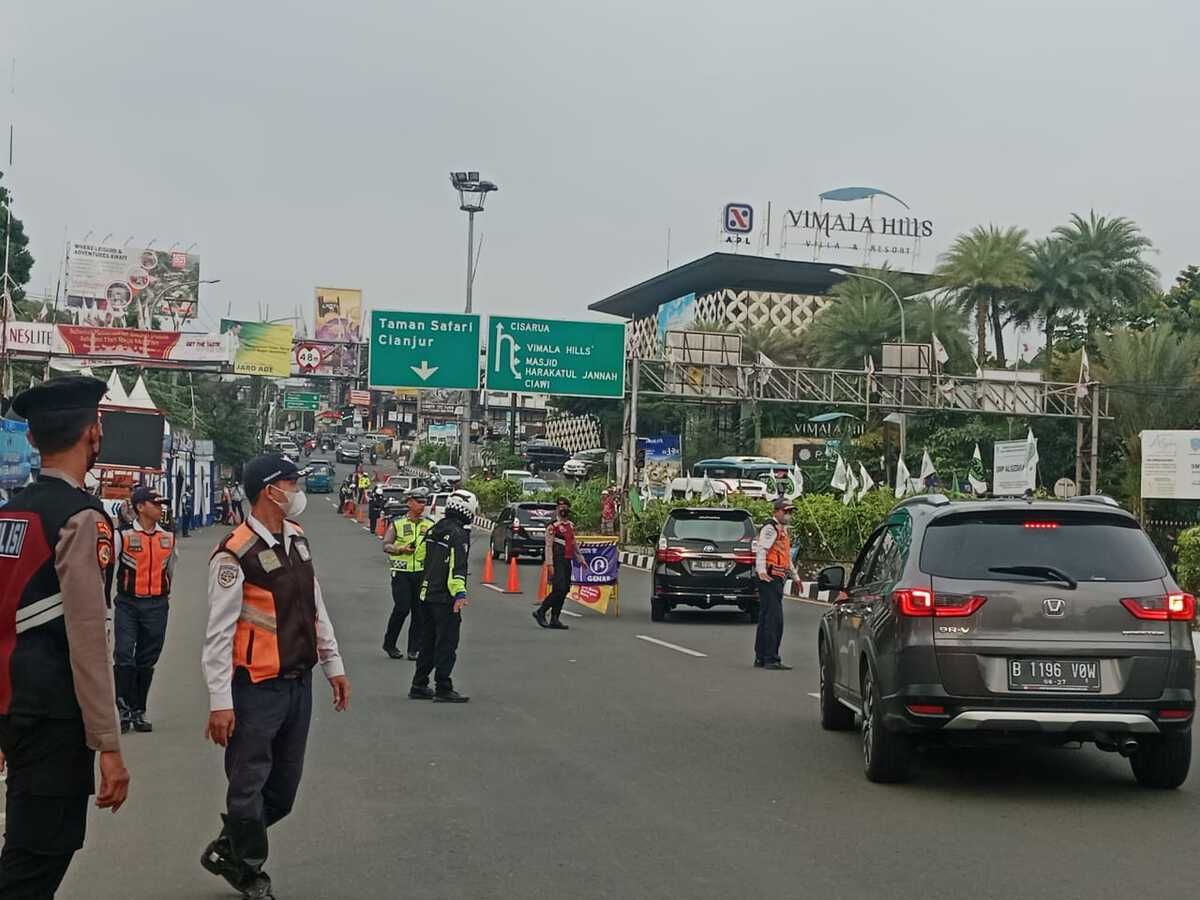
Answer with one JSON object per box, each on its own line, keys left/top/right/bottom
{"left": 829, "top": 268, "right": 905, "bottom": 342}
{"left": 450, "top": 170, "right": 498, "bottom": 474}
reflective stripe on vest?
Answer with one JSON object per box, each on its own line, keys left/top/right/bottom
{"left": 117, "top": 528, "right": 174, "bottom": 598}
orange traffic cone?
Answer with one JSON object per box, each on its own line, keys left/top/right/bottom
{"left": 536, "top": 563, "right": 549, "bottom": 603}
{"left": 482, "top": 551, "right": 494, "bottom": 585}
{"left": 356, "top": 504, "right": 366, "bottom": 525}
{"left": 375, "top": 515, "right": 387, "bottom": 538}
{"left": 504, "top": 556, "right": 521, "bottom": 594}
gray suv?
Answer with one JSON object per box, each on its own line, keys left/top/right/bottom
{"left": 816, "top": 495, "right": 1195, "bottom": 787}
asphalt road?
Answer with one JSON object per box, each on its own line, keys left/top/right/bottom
{"left": 60, "top": 460, "right": 1200, "bottom": 899}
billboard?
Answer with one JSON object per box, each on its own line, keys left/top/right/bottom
{"left": 220, "top": 320, "right": 294, "bottom": 378}
{"left": 1141, "top": 430, "right": 1200, "bottom": 500}
{"left": 66, "top": 243, "right": 201, "bottom": 325}
{"left": 992, "top": 439, "right": 1035, "bottom": 497}
{"left": 56, "top": 325, "right": 228, "bottom": 364}
{"left": 314, "top": 287, "right": 363, "bottom": 343}
{"left": 656, "top": 292, "right": 697, "bottom": 342}
{"left": 292, "top": 340, "right": 358, "bottom": 377}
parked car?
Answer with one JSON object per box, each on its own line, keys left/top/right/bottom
{"left": 651, "top": 507, "right": 758, "bottom": 623}
{"left": 524, "top": 442, "right": 571, "bottom": 472}
{"left": 490, "top": 502, "right": 556, "bottom": 561}
{"left": 336, "top": 441, "right": 362, "bottom": 464}
{"left": 305, "top": 463, "right": 334, "bottom": 493}
{"left": 383, "top": 475, "right": 422, "bottom": 493}
{"left": 520, "top": 478, "right": 551, "bottom": 496}
{"left": 816, "top": 494, "right": 1196, "bottom": 786}
{"left": 563, "top": 448, "right": 607, "bottom": 480}
{"left": 501, "top": 469, "right": 534, "bottom": 483}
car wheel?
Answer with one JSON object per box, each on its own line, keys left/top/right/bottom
{"left": 746, "top": 601, "right": 760, "bottom": 624}
{"left": 650, "top": 597, "right": 668, "bottom": 622}
{"left": 819, "top": 638, "right": 855, "bottom": 731}
{"left": 504, "top": 541, "right": 517, "bottom": 563}
{"left": 1130, "top": 731, "right": 1191, "bottom": 789}
{"left": 861, "top": 663, "right": 913, "bottom": 783}
{"left": 490, "top": 539, "right": 500, "bottom": 560}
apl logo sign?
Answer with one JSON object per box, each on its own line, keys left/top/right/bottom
{"left": 723, "top": 203, "right": 753, "bottom": 234}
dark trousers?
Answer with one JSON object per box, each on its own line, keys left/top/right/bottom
{"left": 0, "top": 716, "right": 93, "bottom": 898}
{"left": 114, "top": 594, "right": 169, "bottom": 714}
{"left": 412, "top": 603, "right": 461, "bottom": 690}
{"left": 754, "top": 577, "right": 785, "bottom": 664}
{"left": 221, "top": 669, "right": 312, "bottom": 874}
{"left": 368, "top": 507, "right": 380, "bottom": 532}
{"left": 384, "top": 572, "right": 424, "bottom": 654}
{"left": 537, "top": 556, "right": 572, "bottom": 619}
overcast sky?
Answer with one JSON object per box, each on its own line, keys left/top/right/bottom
{"left": 3, "top": 0, "right": 1197, "bottom": 333}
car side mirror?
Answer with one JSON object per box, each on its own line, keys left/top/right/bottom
{"left": 817, "top": 565, "right": 845, "bottom": 593}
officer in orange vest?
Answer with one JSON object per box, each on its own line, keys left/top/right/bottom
{"left": 113, "top": 486, "right": 176, "bottom": 734}
{"left": 754, "top": 498, "right": 801, "bottom": 670}
{"left": 201, "top": 454, "right": 350, "bottom": 900}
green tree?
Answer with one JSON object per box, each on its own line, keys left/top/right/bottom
{"left": 1053, "top": 211, "right": 1157, "bottom": 339}
{"left": 904, "top": 296, "right": 973, "bottom": 372}
{"left": 0, "top": 172, "right": 34, "bottom": 306}
{"left": 933, "top": 225, "right": 1031, "bottom": 367}
{"left": 1159, "top": 265, "right": 1200, "bottom": 334}
{"left": 1007, "top": 237, "right": 1101, "bottom": 365}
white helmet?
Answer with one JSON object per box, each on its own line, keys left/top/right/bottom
{"left": 444, "top": 489, "right": 478, "bottom": 523}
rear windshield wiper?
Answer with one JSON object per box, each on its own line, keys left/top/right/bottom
{"left": 987, "top": 565, "right": 1078, "bottom": 589}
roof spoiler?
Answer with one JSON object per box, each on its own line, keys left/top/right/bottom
{"left": 895, "top": 494, "right": 951, "bottom": 509}
{"left": 1066, "top": 494, "right": 1121, "bottom": 508}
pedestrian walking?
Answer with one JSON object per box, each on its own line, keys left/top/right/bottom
{"left": 181, "top": 484, "right": 194, "bottom": 537}
{"left": 221, "top": 484, "right": 233, "bottom": 525}
{"left": 534, "top": 496, "right": 587, "bottom": 630}
{"left": 113, "top": 486, "right": 177, "bottom": 735}
{"left": 381, "top": 487, "right": 432, "bottom": 660}
{"left": 201, "top": 454, "right": 350, "bottom": 899}
{"left": 0, "top": 376, "right": 131, "bottom": 896}
{"left": 232, "top": 483, "right": 246, "bottom": 523}
{"left": 409, "top": 490, "right": 476, "bottom": 703}
{"left": 754, "top": 498, "right": 801, "bottom": 670}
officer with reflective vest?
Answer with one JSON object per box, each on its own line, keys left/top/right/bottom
{"left": 113, "top": 485, "right": 176, "bottom": 734}
{"left": 380, "top": 487, "right": 432, "bottom": 660}
{"left": 201, "top": 454, "right": 350, "bottom": 900}
{"left": 408, "top": 490, "right": 476, "bottom": 703}
{"left": 0, "top": 376, "right": 130, "bottom": 897}
{"left": 753, "top": 498, "right": 801, "bottom": 670}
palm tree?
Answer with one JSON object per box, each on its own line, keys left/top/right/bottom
{"left": 800, "top": 278, "right": 901, "bottom": 368}
{"left": 1054, "top": 211, "right": 1158, "bottom": 338}
{"left": 905, "top": 296, "right": 973, "bottom": 371}
{"left": 933, "top": 225, "right": 1031, "bottom": 367}
{"left": 1007, "top": 237, "right": 1100, "bottom": 364}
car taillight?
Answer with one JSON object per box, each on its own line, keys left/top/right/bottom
{"left": 1121, "top": 593, "right": 1196, "bottom": 622}
{"left": 1159, "top": 709, "right": 1192, "bottom": 720}
{"left": 656, "top": 547, "right": 685, "bottom": 564}
{"left": 906, "top": 704, "right": 946, "bottom": 715}
{"left": 894, "top": 589, "right": 986, "bottom": 618}
{"left": 732, "top": 551, "right": 755, "bottom": 564}
{"left": 1023, "top": 521, "right": 1059, "bottom": 530}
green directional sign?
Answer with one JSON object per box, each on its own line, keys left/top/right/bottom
{"left": 283, "top": 391, "right": 320, "bottom": 411}
{"left": 485, "top": 315, "right": 625, "bottom": 398}
{"left": 368, "top": 310, "right": 481, "bottom": 390}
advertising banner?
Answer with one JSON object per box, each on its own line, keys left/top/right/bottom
{"left": 292, "top": 340, "right": 358, "bottom": 377}
{"left": 569, "top": 537, "right": 620, "bottom": 615}
{"left": 66, "top": 243, "right": 201, "bottom": 325}
{"left": 1141, "top": 430, "right": 1200, "bottom": 500}
{"left": 656, "top": 293, "right": 697, "bottom": 342}
{"left": 992, "top": 439, "right": 1034, "bottom": 497}
{"left": 348, "top": 389, "right": 371, "bottom": 407}
{"left": 0, "top": 419, "right": 35, "bottom": 488}
{"left": 55, "top": 326, "right": 228, "bottom": 363}
{"left": 427, "top": 422, "right": 458, "bottom": 442}
{"left": 640, "top": 434, "right": 681, "bottom": 463}
{"left": 314, "top": 287, "right": 363, "bottom": 343}
{"left": 4, "top": 321, "right": 56, "bottom": 357}
{"left": 220, "top": 320, "right": 294, "bottom": 377}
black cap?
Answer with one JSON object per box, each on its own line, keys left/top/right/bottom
{"left": 772, "top": 497, "right": 795, "bottom": 512}
{"left": 130, "top": 486, "right": 165, "bottom": 507}
{"left": 11, "top": 375, "right": 107, "bottom": 421}
{"left": 243, "top": 454, "right": 306, "bottom": 502}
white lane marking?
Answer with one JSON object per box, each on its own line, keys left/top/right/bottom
{"left": 561, "top": 610, "right": 582, "bottom": 618}
{"left": 481, "top": 583, "right": 506, "bottom": 593}
{"left": 807, "top": 692, "right": 820, "bottom": 699}
{"left": 635, "top": 635, "right": 707, "bottom": 658}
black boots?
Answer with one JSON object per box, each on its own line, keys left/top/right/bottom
{"left": 115, "top": 666, "right": 136, "bottom": 733}
{"left": 433, "top": 687, "right": 469, "bottom": 703}
{"left": 201, "top": 815, "right": 274, "bottom": 898}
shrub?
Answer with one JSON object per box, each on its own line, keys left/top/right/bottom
{"left": 1175, "top": 526, "right": 1200, "bottom": 594}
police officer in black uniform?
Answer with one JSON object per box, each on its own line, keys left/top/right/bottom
{"left": 0, "top": 376, "right": 131, "bottom": 897}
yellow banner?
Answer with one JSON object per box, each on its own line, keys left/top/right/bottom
{"left": 569, "top": 583, "right": 619, "bottom": 615}
{"left": 568, "top": 535, "right": 620, "bottom": 616}
{"left": 220, "top": 319, "right": 294, "bottom": 378}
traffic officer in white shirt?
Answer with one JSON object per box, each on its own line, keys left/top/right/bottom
{"left": 200, "top": 454, "right": 350, "bottom": 900}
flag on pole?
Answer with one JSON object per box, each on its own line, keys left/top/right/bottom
{"left": 1076, "top": 348, "right": 1091, "bottom": 399}
{"left": 969, "top": 443, "right": 988, "bottom": 495}
{"left": 700, "top": 473, "right": 715, "bottom": 500}
{"left": 830, "top": 454, "right": 848, "bottom": 492}
{"left": 920, "top": 449, "right": 936, "bottom": 488}
{"left": 931, "top": 333, "right": 950, "bottom": 366}
{"left": 842, "top": 465, "right": 858, "bottom": 506}
{"left": 787, "top": 465, "right": 804, "bottom": 500}
{"left": 1025, "top": 428, "right": 1039, "bottom": 491}
{"left": 895, "top": 456, "right": 912, "bottom": 499}
{"left": 857, "top": 462, "right": 875, "bottom": 501}
{"left": 865, "top": 355, "right": 876, "bottom": 392}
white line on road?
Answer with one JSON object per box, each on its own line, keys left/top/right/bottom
{"left": 807, "top": 692, "right": 820, "bottom": 699}
{"left": 481, "top": 584, "right": 506, "bottom": 593}
{"left": 562, "top": 610, "right": 582, "bottom": 618}
{"left": 635, "top": 635, "right": 707, "bottom": 658}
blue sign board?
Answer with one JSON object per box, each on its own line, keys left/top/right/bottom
{"left": 638, "top": 434, "right": 681, "bottom": 464}
{"left": 0, "top": 420, "right": 35, "bottom": 489}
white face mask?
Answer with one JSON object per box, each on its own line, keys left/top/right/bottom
{"left": 272, "top": 486, "right": 308, "bottom": 518}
